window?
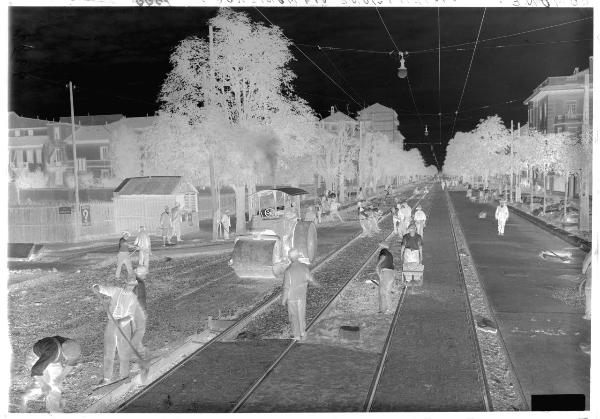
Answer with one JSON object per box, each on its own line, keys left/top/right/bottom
{"left": 77, "top": 158, "right": 87, "bottom": 172}
{"left": 566, "top": 101, "right": 577, "bottom": 118}
{"left": 101, "top": 169, "right": 110, "bottom": 178}
{"left": 26, "top": 149, "right": 33, "bottom": 163}
{"left": 35, "top": 149, "right": 42, "bottom": 164}
{"left": 54, "top": 126, "right": 60, "bottom": 140}
{"left": 184, "top": 193, "right": 197, "bottom": 212}
{"left": 100, "top": 146, "right": 109, "bottom": 160}
{"left": 14, "top": 129, "right": 20, "bottom": 137}
{"left": 28, "top": 129, "right": 34, "bottom": 136}
{"left": 555, "top": 126, "right": 564, "bottom": 133}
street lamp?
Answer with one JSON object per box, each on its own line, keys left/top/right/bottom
{"left": 397, "top": 51, "right": 408, "bottom": 79}
{"left": 424, "top": 125, "right": 429, "bottom": 137}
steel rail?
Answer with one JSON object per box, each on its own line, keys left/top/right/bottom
{"left": 231, "top": 191, "right": 430, "bottom": 413}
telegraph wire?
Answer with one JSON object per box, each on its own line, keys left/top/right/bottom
{"left": 451, "top": 8, "right": 487, "bottom": 139}
{"left": 435, "top": 7, "right": 442, "bottom": 168}
{"left": 254, "top": 7, "right": 361, "bottom": 108}
{"left": 318, "top": 47, "right": 365, "bottom": 109}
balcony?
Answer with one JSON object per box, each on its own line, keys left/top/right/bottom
{"left": 554, "top": 114, "right": 583, "bottom": 124}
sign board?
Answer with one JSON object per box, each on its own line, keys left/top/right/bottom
{"left": 58, "top": 206, "right": 72, "bottom": 215}
{"left": 81, "top": 204, "right": 91, "bottom": 226}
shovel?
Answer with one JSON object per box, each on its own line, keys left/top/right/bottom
{"left": 100, "top": 299, "right": 151, "bottom": 385}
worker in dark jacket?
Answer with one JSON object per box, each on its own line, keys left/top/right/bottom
{"left": 375, "top": 243, "right": 395, "bottom": 314}
{"left": 115, "top": 231, "right": 134, "bottom": 280}
{"left": 281, "top": 248, "right": 320, "bottom": 341}
{"left": 20, "top": 336, "right": 81, "bottom": 413}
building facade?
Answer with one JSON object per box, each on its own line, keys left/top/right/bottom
{"left": 356, "top": 102, "right": 404, "bottom": 146}
{"left": 8, "top": 112, "right": 52, "bottom": 173}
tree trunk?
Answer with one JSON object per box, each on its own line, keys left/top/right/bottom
{"left": 542, "top": 171, "right": 546, "bottom": 214}
{"left": 233, "top": 184, "right": 246, "bottom": 236}
{"left": 247, "top": 183, "right": 256, "bottom": 222}
{"left": 529, "top": 166, "right": 534, "bottom": 213}
{"left": 209, "top": 150, "right": 219, "bottom": 241}
{"left": 339, "top": 171, "right": 346, "bottom": 204}
{"left": 580, "top": 167, "right": 590, "bottom": 232}
{"left": 509, "top": 168, "right": 513, "bottom": 203}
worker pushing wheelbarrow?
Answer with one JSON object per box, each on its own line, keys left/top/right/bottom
{"left": 400, "top": 223, "right": 424, "bottom": 285}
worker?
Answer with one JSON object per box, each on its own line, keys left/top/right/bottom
{"left": 329, "top": 198, "right": 343, "bottom": 222}
{"left": 399, "top": 202, "right": 412, "bottom": 236}
{"left": 401, "top": 223, "right": 423, "bottom": 266}
{"left": 358, "top": 202, "right": 369, "bottom": 237}
{"left": 92, "top": 276, "right": 141, "bottom": 385}
{"left": 20, "top": 337, "right": 81, "bottom": 413}
{"left": 131, "top": 266, "right": 149, "bottom": 357}
{"left": 375, "top": 243, "right": 395, "bottom": 314}
{"left": 494, "top": 200, "right": 510, "bottom": 236}
{"left": 582, "top": 250, "right": 592, "bottom": 321}
{"left": 413, "top": 205, "right": 427, "bottom": 238}
{"left": 314, "top": 198, "right": 322, "bottom": 224}
{"left": 220, "top": 210, "right": 231, "bottom": 239}
{"left": 357, "top": 187, "right": 365, "bottom": 201}
{"left": 392, "top": 206, "right": 401, "bottom": 236}
{"left": 281, "top": 248, "right": 320, "bottom": 341}
{"left": 133, "top": 225, "right": 151, "bottom": 270}
{"left": 170, "top": 203, "right": 183, "bottom": 242}
{"left": 115, "top": 231, "right": 134, "bottom": 281}
{"left": 159, "top": 206, "right": 172, "bottom": 246}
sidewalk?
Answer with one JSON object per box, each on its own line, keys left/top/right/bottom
{"left": 449, "top": 191, "right": 590, "bottom": 410}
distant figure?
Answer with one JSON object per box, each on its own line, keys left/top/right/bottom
{"left": 170, "top": 203, "right": 183, "bottom": 242}
{"left": 399, "top": 202, "right": 412, "bottom": 236}
{"left": 366, "top": 206, "right": 381, "bottom": 235}
{"left": 358, "top": 202, "right": 369, "bottom": 237}
{"left": 495, "top": 200, "right": 509, "bottom": 236}
{"left": 115, "top": 231, "right": 133, "bottom": 281}
{"left": 20, "top": 337, "right": 81, "bottom": 413}
{"left": 479, "top": 189, "right": 485, "bottom": 202}
{"left": 441, "top": 180, "right": 446, "bottom": 190}
{"left": 281, "top": 248, "right": 320, "bottom": 341}
{"left": 392, "top": 206, "right": 401, "bottom": 236}
{"left": 375, "top": 243, "right": 395, "bottom": 314}
{"left": 314, "top": 198, "right": 322, "bottom": 224}
{"left": 159, "top": 206, "right": 172, "bottom": 246}
{"left": 329, "top": 199, "right": 343, "bottom": 222}
{"left": 357, "top": 187, "right": 365, "bottom": 201}
{"left": 466, "top": 185, "right": 472, "bottom": 198}
{"left": 134, "top": 226, "right": 151, "bottom": 269}
{"left": 220, "top": 210, "right": 231, "bottom": 239}
{"left": 304, "top": 206, "right": 317, "bottom": 223}
{"left": 92, "top": 276, "right": 141, "bottom": 385}
{"left": 413, "top": 205, "right": 427, "bottom": 238}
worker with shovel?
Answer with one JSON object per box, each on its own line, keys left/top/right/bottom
{"left": 92, "top": 276, "right": 149, "bottom": 387}
{"left": 374, "top": 242, "right": 395, "bottom": 314}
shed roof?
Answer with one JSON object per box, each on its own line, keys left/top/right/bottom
{"left": 59, "top": 114, "right": 124, "bottom": 126}
{"left": 115, "top": 176, "right": 197, "bottom": 195}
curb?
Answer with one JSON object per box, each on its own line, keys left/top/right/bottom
{"left": 507, "top": 204, "right": 591, "bottom": 252}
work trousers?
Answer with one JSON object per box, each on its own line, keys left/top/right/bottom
{"left": 138, "top": 250, "right": 150, "bottom": 269}
{"left": 287, "top": 299, "right": 306, "bottom": 339}
{"left": 22, "top": 363, "right": 71, "bottom": 413}
{"left": 131, "top": 306, "right": 147, "bottom": 356}
{"left": 378, "top": 268, "right": 395, "bottom": 313}
{"left": 116, "top": 252, "right": 133, "bottom": 280}
{"left": 103, "top": 320, "right": 132, "bottom": 381}
{"left": 171, "top": 222, "right": 182, "bottom": 241}
{"left": 359, "top": 219, "right": 369, "bottom": 236}
{"left": 497, "top": 219, "right": 507, "bottom": 235}
{"left": 331, "top": 211, "right": 343, "bottom": 222}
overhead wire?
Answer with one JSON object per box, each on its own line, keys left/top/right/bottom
{"left": 434, "top": 7, "right": 441, "bottom": 168}
{"left": 451, "top": 8, "right": 487, "bottom": 139}
{"left": 318, "top": 47, "right": 365, "bottom": 108}
{"left": 254, "top": 7, "right": 361, "bottom": 108}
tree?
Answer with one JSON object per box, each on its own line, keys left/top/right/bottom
{"left": 110, "top": 123, "right": 144, "bottom": 180}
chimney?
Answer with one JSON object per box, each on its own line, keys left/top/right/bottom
{"left": 330, "top": 106, "right": 335, "bottom": 115}
{"left": 589, "top": 56, "right": 593, "bottom": 75}
{"left": 573, "top": 67, "right": 579, "bottom": 75}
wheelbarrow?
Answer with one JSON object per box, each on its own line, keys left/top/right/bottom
{"left": 402, "top": 263, "right": 424, "bottom": 286}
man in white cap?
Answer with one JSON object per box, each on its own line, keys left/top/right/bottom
{"left": 413, "top": 205, "right": 427, "bottom": 238}
{"left": 92, "top": 276, "right": 141, "bottom": 385}
{"left": 133, "top": 226, "right": 151, "bottom": 270}
{"left": 20, "top": 336, "right": 81, "bottom": 412}
{"left": 160, "top": 205, "right": 172, "bottom": 246}
{"left": 116, "top": 231, "right": 134, "bottom": 280}
{"left": 494, "top": 200, "right": 510, "bottom": 236}
{"left": 281, "top": 248, "right": 320, "bottom": 341}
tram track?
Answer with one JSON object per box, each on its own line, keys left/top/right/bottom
{"left": 114, "top": 187, "right": 427, "bottom": 413}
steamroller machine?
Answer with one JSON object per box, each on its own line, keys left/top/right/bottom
{"left": 230, "top": 187, "right": 318, "bottom": 279}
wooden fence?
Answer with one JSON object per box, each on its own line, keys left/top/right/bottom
{"left": 9, "top": 202, "right": 115, "bottom": 243}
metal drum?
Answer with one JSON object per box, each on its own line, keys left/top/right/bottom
{"left": 292, "top": 221, "right": 318, "bottom": 263}
{"left": 230, "top": 236, "right": 282, "bottom": 279}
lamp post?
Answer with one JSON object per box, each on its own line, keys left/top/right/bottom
{"left": 397, "top": 52, "right": 408, "bottom": 79}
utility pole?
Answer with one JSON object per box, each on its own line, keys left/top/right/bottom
{"left": 69, "top": 81, "right": 81, "bottom": 241}
{"left": 510, "top": 120, "right": 514, "bottom": 203}
{"left": 208, "top": 25, "right": 219, "bottom": 241}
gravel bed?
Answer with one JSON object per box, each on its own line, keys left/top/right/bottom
{"left": 445, "top": 193, "right": 527, "bottom": 412}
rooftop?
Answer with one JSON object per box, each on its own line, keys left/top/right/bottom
{"left": 114, "top": 176, "right": 197, "bottom": 195}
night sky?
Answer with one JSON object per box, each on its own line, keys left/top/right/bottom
{"left": 9, "top": 6, "right": 593, "bottom": 167}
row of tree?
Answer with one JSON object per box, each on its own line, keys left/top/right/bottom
{"left": 443, "top": 115, "right": 592, "bottom": 228}
{"left": 110, "top": 9, "right": 435, "bottom": 239}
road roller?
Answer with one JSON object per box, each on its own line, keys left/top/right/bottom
{"left": 230, "top": 187, "right": 318, "bottom": 279}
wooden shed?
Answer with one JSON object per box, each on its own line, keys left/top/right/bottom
{"left": 113, "top": 176, "right": 199, "bottom": 235}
